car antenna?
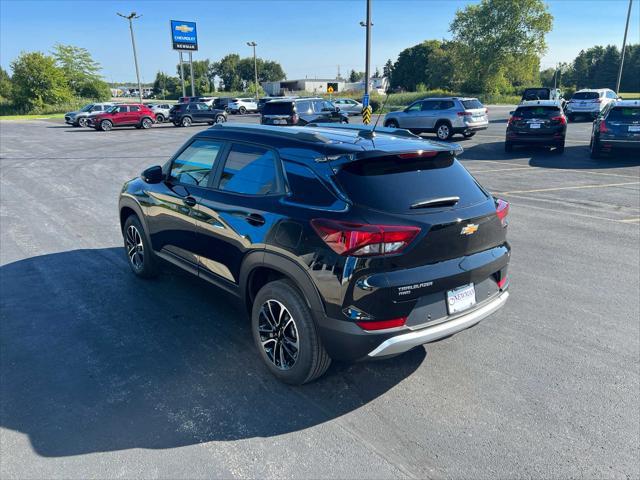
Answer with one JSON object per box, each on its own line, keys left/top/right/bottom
{"left": 357, "top": 89, "right": 391, "bottom": 140}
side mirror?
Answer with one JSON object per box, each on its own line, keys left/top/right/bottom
{"left": 509, "top": 111, "right": 515, "bottom": 115}
{"left": 141, "top": 165, "right": 164, "bottom": 184}
{"left": 334, "top": 106, "right": 340, "bottom": 112}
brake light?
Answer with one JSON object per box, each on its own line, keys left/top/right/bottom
{"left": 599, "top": 121, "right": 609, "bottom": 133}
{"left": 551, "top": 115, "right": 566, "bottom": 125}
{"left": 457, "top": 111, "right": 473, "bottom": 116}
{"left": 311, "top": 219, "right": 420, "bottom": 257}
{"left": 496, "top": 198, "right": 509, "bottom": 226}
{"left": 398, "top": 150, "right": 438, "bottom": 159}
{"left": 497, "top": 276, "right": 508, "bottom": 289}
{"left": 357, "top": 317, "right": 407, "bottom": 331}
{"left": 508, "top": 116, "right": 522, "bottom": 125}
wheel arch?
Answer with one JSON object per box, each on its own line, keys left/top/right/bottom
{"left": 240, "top": 251, "right": 325, "bottom": 316}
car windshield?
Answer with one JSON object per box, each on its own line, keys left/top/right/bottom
{"left": 572, "top": 92, "right": 600, "bottom": 100}
{"left": 263, "top": 102, "right": 294, "bottom": 115}
{"left": 80, "top": 104, "right": 95, "bottom": 112}
{"left": 607, "top": 107, "right": 640, "bottom": 121}
{"left": 462, "top": 99, "right": 483, "bottom": 109}
{"left": 514, "top": 106, "right": 561, "bottom": 118}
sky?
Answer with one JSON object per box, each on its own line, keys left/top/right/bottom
{"left": 1, "top": 0, "right": 639, "bottom": 84}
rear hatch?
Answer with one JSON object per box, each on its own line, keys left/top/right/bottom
{"left": 461, "top": 98, "right": 488, "bottom": 123}
{"left": 333, "top": 152, "right": 506, "bottom": 269}
{"left": 602, "top": 106, "right": 640, "bottom": 140}
{"left": 521, "top": 88, "right": 551, "bottom": 101}
{"left": 509, "top": 105, "right": 564, "bottom": 135}
{"left": 569, "top": 92, "right": 601, "bottom": 111}
{"left": 262, "top": 101, "right": 295, "bottom": 124}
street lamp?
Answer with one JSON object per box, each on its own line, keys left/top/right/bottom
{"left": 117, "top": 12, "right": 143, "bottom": 104}
{"left": 360, "top": 0, "right": 372, "bottom": 97}
{"left": 247, "top": 41, "right": 259, "bottom": 101}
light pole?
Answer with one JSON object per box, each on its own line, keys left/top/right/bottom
{"left": 616, "top": 0, "right": 633, "bottom": 93}
{"left": 360, "top": 0, "right": 372, "bottom": 98}
{"left": 247, "top": 42, "right": 259, "bottom": 100}
{"left": 117, "top": 12, "right": 143, "bottom": 104}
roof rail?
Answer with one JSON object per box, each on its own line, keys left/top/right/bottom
{"left": 209, "top": 123, "right": 331, "bottom": 143}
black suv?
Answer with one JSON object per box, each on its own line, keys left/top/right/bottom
{"left": 590, "top": 99, "right": 640, "bottom": 158}
{"left": 261, "top": 98, "right": 349, "bottom": 126}
{"left": 119, "top": 124, "right": 511, "bottom": 384}
{"left": 505, "top": 101, "right": 567, "bottom": 153}
{"left": 169, "top": 102, "right": 227, "bottom": 127}
{"left": 213, "top": 97, "right": 234, "bottom": 112}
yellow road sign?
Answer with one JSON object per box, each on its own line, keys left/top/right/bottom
{"left": 362, "top": 105, "right": 372, "bottom": 125}
{"left": 327, "top": 86, "right": 334, "bottom": 93}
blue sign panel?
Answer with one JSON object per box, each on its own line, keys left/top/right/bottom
{"left": 362, "top": 94, "right": 370, "bottom": 108}
{"left": 171, "top": 20, "right": 198, "bottom": 51}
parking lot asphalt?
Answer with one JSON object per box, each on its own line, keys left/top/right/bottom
{"left": 1, "top": 107, "right": 639, "bottom": 479}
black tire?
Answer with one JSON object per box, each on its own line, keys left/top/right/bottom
{"left": 590, "top": 138, "right": 601, "bottom": 159}
{"left": 463, "top": 131, "right": 476, "bottom": 138}
{"left": 384, "top": 119, "right": 399, "bottom": 128}
{"left": 140, "top": 117, "right": 153, "bottom": 129}
{"left": 505, "top": 141, "right": 514, "bottom": 153}
{"left": 123, "top": 215, "right": 158, "bottom": 279}
{"left": 239, "top": 106, "right": 247, "bottom": 115}
{"left": 252, "top": 279, "right": 331, "bottom": 385}
{"left": 99, "top": 119, "right": 113, "bottom": 132}
{"left": 555, "top": 142, "right": 565, "bottom": 154}
{"left": 78, "top": 117, "right": 89, "bottom": 128}
{"left": 181, "top": 116, "right": 192, "bottom": 127}
{"left": 435, "top": 121, "right": 453, "bottom": 141}
{"left": 215, "top": 114, "right": 226, "bottom": 124}
{"left": 155, "top": 113, "right": 165, "bottom": 123}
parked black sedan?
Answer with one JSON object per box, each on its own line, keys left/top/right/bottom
{"left": 590, "top": 100, "right": 640, "bottom": 158}
{"left": 505, "top": 101, "right": 567, "bottom": 154}
{"left": 169, "top": 102, "right": 227, "bottom": 127}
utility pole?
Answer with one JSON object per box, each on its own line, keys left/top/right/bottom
{"left": 616, "top": 0, "right": 633, "bottom": 93}
{"left": 189, "top": 52, "right": 195, "bottom": 97}
{"left": 247, "top": 42, "right": 259, "bottom": 100}
{"left": 117, "top": 12, "right": 143, "bottom": 104}
{"left": 360, "top": 0, "right": 372, "bottom": 97}
{"left": 179, "top": 52, "right": 186, "bottom": 98}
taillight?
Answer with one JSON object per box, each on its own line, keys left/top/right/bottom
{"left": 599, "top": 121, "right": 609, "bottom": 133}
{"left": 551, "top": 115, "right": 566, "bottom": 125}
{"left": 398, "top": 150, "right": 438, "bottom": 159}
{"left": 357, "top": 317, "right": 407, "bottom": 331}
{"left": 496, "top": 198, "right": 509, "bottom": 227}
{"left": 508, "top": 116, "right": 522, "bottom": 125}
{"left": 457, "top": 111, "right": 473, "bottom": 116}
{"left": 497, "top": 276, "right": 508, "bottom": 289}
{"left": 310, "top": 219, "right": 420, "bottom": 257}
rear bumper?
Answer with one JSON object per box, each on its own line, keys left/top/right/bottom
{"left": 507, "top": 133, "right": 564, "bottom": 145}
{"left": 456, "top": 123, "right": 488, "bottom": 133}
{"left": 599, "top": 138, "right": 640, "bottom": 149}
{"left": 368, "top": 291, "right": 508, "bottom": 357}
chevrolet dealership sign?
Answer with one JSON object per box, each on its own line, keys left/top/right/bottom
{"left": 170, "top": 20, "right": 198, "bottom": 51}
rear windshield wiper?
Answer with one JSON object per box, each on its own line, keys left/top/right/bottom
{"left": 410, "top": 196, "right": 460, "bottom": 209}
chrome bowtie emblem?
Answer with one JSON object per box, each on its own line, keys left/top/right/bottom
{"left": 460, "top": 224, "right": 479, "bottom": 235}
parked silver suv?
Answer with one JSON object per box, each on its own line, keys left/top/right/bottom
{"left": 65, "top": 102, "right": 114, "bottom": 127}
{"left": 148, "top": 103, "right": 172, "bottom": 123}
{"left": 384, "top": 97, "right": 488, "bottom": 140}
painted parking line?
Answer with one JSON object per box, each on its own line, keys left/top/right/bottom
{"left": 465, "top": 164, "right": 640, "bottom": 179}
{"left": 620, "top": 218, "right": 640, "bottom": 223}
{"left": 495, "top": 192, "right": 640, "bottom": 218}
{"left": 503, "top": 198, "right": 640, "bottom": 225}
{"left": 495, "top": 181, "right": 640, "bottom": 195}
{"left": 474, "top": 133, "right": 590, "bottom": 144}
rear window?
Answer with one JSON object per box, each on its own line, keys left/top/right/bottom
{"left": 335, "top": 155, "right": 487, "bottom": 213}
{"left": 572, "top": 92, "right": 600, "bottom": 100}
{"left": 462, "top": 99, "right": 484, "bottom": 109}
{"left": 607, "top": 107, "right": 640, "bottom": 121}
{"left": 522, "top": 89, "right": 550, "bottom": 100}
{"left": 514, "top": 106, "right": 561, "bottom": 118}
{"left": 263, "top": 102, "right": 294, "bottom": 115}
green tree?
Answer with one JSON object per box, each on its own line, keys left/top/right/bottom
{"left": 383, "top": 59, "right": 394, "bottom": 79}
{"left": 212, "top": 54, "right": 242, "bottom": 91}
{"left": 620, "top": 44, "right": 640, "bottom": 92}
{"left": 176, "top": 59, "right": 213, "bottom": 94}
{"left": 348, "top": 70, "right": 365, "bottom": 82}
{"left": 450, "top": 0, "right": 553, "bottom": 93}
{"left": 10, "top": 51, "right": 72, "bottom": 110}
{"left": 390, "top": 40, "right": 458, "bottom": 91}
{"left": 0, "top": 67, "right": 12, "bottom": 100}
{"left": 52, "top": 43, "right": 108, "bottom": 96}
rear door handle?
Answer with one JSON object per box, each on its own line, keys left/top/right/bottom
{"left": 245, "top": 213, "right": 265, "bottom": 226}
{"left": 184, "top": 196, "right": 197, "bottom": 207}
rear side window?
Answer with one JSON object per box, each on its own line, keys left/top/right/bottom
{"left": 218, "top": 144, "right": 279, "bottom": 195}
{"left": 284, "top": 161, "right": 337, "bottom": 207}
{"left": 263, "top": 102, "right": 295, "bottom": 115}
{"left": 462, "top": 99, "right": 483, "bottom": 109}
{"left": 607, "top": 107, "right": 640, "bottom": 121}
{"left": 572, "top": 92, "right": 599, "bottom": 100}
{"left": 514, "top": 106, "right": 561, "bottom": 118}
{"left": 335, "top": 155, "right": 487, "bottom": 213}
{"left": 130, "top": 106, "right": 140, "bottom": 112}
{"left": 170, "top": 140, "right": 224, "bottom": 186}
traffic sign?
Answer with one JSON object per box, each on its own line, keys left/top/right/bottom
{"left": 362, "top": 105, "right": 372, "bottom": 125}
{"left": 362, "top": 94, "right": 370, "bottom": 108}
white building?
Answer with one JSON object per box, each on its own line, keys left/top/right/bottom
{"left": 263, "top": 77, "right": 389, "bottom": 96}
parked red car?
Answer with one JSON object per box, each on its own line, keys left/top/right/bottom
{"left": 88, "top": 104, "right": 156, "bottom": 131}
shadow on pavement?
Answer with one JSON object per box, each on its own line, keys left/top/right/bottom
{"left": 0, "top": 247, "right": 424, "bottom": 457}
{"left": 460, "top": 141, "right": 640, "bottom": 169}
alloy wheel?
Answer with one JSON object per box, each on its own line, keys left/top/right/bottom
{"left": 78, "top": 117, "right": 89, "bottom": 127}
{"left": 142, "top": 118, "right": 152, "bottom": 129}
{"left": 215, "top": 115, "right": 226, "bottom": 124}
{"left": 258, "top": 299, "right": 299, "bottom": 370}
{"left": 101, "top": 120, "right": 112, "bottom": 131}
{"left": 182, "top": 117, "right": 192, "bottom": 127}
{"left": 125, "top": 225, "right": 144, "bottom": 271}
{"left": 437, "top": 124, "right": 450, "bottom": 140}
